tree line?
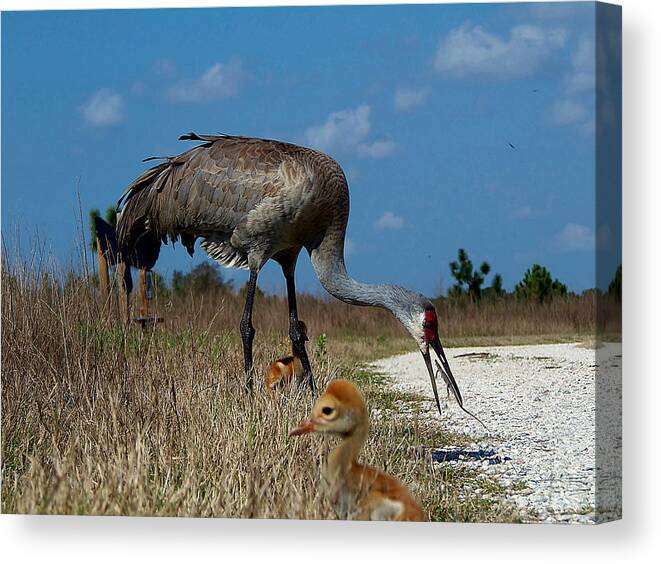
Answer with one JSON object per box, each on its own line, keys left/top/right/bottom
{"left": 150, "top": 248, "right": 621, "bottom": 304}
{"left": 445, "top": 248, "right": 621, "bottom": 303}
{"left": 87, "top": 209, "right": 621, "bottom": 304}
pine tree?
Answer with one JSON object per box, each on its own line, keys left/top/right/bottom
{"left": 449, "top": 248, "right": 497, "bottom": 301}
{"left": 514, "top": 264, "right": 567, "bottom": 302}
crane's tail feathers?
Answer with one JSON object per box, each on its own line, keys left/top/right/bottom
{"left": 116, "top": 160, "right": 170, "bottom": 211}
{"left": 115, "top": 162, "right": 171, "bottom": 270}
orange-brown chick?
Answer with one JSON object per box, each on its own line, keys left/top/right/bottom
{"left": 265, "top": 321, "right": 309, "bottom": 390}
{"left": 290, "top": 379, "right": 426, "bottom": 522}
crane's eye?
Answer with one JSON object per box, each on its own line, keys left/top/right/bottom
{"left": 322, "top": 406, "right": 334, "bottom": 416}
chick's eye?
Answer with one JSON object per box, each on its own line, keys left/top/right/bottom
{"left": 322, "top": 406, "right": 334, "bottom": 416}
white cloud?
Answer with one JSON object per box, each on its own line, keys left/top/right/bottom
{"left": 548, "top": 99, "right": 587, "bottom": 126}
{"left": 546, "top": 37, "right": 595, "bottom": 135}
{"left": 167, "top": 60, "right": 242, "bottom": 103}
{"left": 566, "top": 36, "right": 595, "bottom": 94}
{"left": 306, "top": 105, "right": 370, "bottom": 152}
{"left": 82, "top": 88, "right": 125, "bottom": 127}
{"left": 434, "top": 24, "right": 566, "bottom": 78}
{"left": 357, "top": 140, "right": 396, "bottom": 159}
{"left": 375, "top": 211, "right": 404, "bottom": 230}
{"left": 394, "top": 86, "right": 431, "bottom": 111}
{"left": 305, "top": 105, "right": 395, "bottom": 159}
{"left": 555, "top": 223, "right": 595, "bottom": 252}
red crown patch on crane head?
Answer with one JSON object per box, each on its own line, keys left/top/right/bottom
{"left": 423, "top": 306, "right": 438, "bottom": 343}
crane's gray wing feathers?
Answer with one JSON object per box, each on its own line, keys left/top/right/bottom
{"left": 117, "top": 134, "right": 310, "bottom": 270}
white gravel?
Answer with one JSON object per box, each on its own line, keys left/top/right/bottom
{"left": 371, "top": 342, "right": 622, "bottom": 524}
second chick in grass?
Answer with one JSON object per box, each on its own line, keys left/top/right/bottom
{"left": 265, "top": 321, "right": 309, "bottom": 391}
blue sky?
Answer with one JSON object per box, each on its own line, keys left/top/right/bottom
{"left": 1, "top": 2, "right": 621, "bottom": 296}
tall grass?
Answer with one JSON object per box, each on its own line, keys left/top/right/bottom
{"left": 155, "top": 285, "right": 620, "bottom": 348}
{"left": 433, "top": 293, "right": 620, "bottom": 344}
{"left": 2, "top": 258, "right": 520, "bottom": 520}
{"left": 1, "top": 237, "right": 618, "bottom": 519}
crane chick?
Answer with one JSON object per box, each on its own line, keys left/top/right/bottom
{"left": 290, "top": 379, "right": 426, "bottom": 522}
{"left": 265, "top": 321, "right": 309, "bottom": 391}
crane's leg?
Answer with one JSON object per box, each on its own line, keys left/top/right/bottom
{"left": 283, "top": 267, "right": 316, "bottom": 395}
{"left": 240, "top": 270, "right": 258, "bottom": 391}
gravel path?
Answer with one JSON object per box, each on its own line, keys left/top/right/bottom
{"left": 371, "top": 342, "right": 622, "bottom": 524}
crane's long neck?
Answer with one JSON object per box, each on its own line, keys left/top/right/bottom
{"left": 310, "top": 226, "right": 398, "bottom": 311}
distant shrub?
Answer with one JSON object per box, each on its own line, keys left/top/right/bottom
{"left": 514, "top": 264, "right": 567, "bottom": 302}
{"left": 172, "top": 262, "right": 232, "bottom": 297}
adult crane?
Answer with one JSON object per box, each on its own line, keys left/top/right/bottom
{"left": 116, "top": 132, "right": 462, "bottom": 414}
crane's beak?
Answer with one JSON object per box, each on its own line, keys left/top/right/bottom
{"left": 421, "top": 337, "right": 463, "bottom": 416}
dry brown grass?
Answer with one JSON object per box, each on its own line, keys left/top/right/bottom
{"left": 1, "top": 261, "right": 522, "bottom": 521}
{"left": 1, "top": 241, "right": 619, "bottom": 521}
{"left": 434, "top": 295, "right": 621, "bottom": 344}
{"left": 155, "top": 277, "right": 620, "bottom": 350}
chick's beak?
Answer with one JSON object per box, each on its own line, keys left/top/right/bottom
{"left": 289, "top": 419, "right": 317, "bottom": 437}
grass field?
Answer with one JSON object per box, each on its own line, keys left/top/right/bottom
{"left": 1, "top": 258, "right": 619, "bottom": 520}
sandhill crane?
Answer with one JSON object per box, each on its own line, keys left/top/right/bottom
{"left": 290, "top": 379, "right": 426, "bottom": 521}
{"left": 116, "top": 132, "right": 461, "bottom": 411}
{"left": 265, "top": 320, "right": 309, "bottom": 391}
